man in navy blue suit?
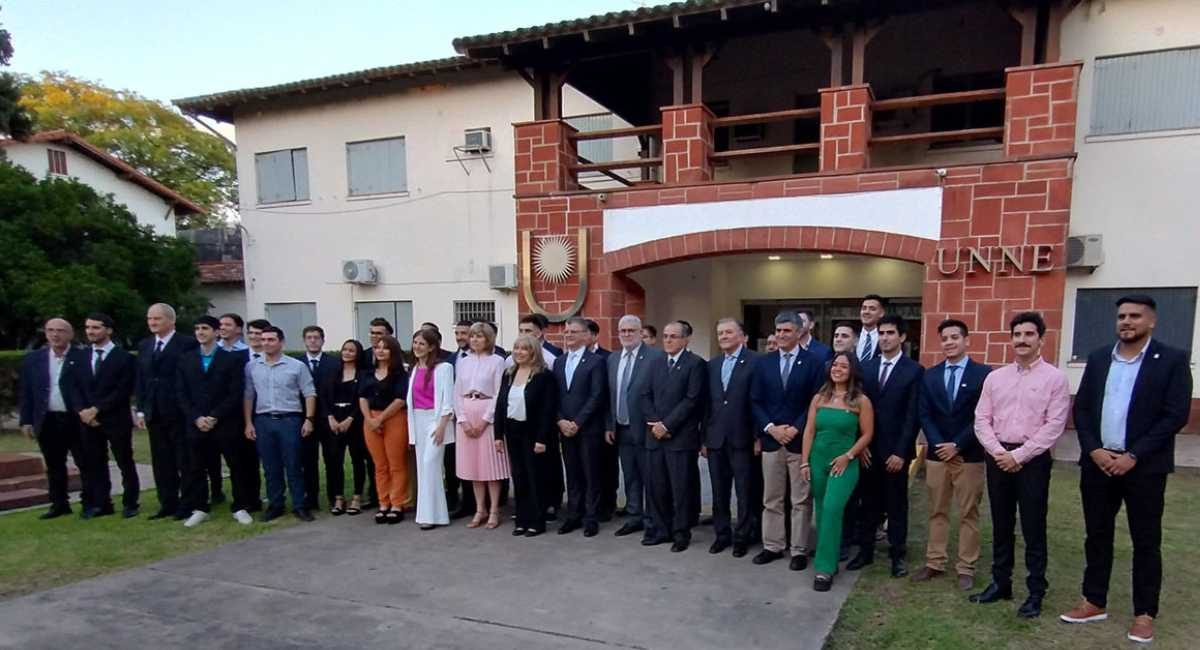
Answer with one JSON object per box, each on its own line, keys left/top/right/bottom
{"left": 1060, "top": 295, "right": 1192, "bottom": 645}
{"left": 848, "top": 314, "right": 923, "bottom": 577}
{"left": 749, "top": 311, "right": 822, "bottom": 571}
{"left": 553, "top": 316, "right": 608, "bottom": 536}
{"left": 912, "top": 319, "right": 991, "bottom": 591}
{"left": 19, "top": 318, "right": 91, "bottom": 519}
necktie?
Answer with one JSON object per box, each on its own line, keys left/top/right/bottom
{"left": 154, "top": 340, "right": 164, "bottom": 355}
{"left": 860, "top": 333, "right": 873, "bottom": 362}
{"left": 721, "top": 355, "right": 735, "bottom": 391}
{"left": 566, "top": 352, "right": 579, "bottom": 390}
{"left": 617, "top": 351, "right": 633, "bottom": 425}
{"left": 668, "top": 357, "right": 676, "bottom": 369}
{"left": 310, "top": 358, "right": 319, "bottom": 374}
{"left": 781, "top": 352, "right": 793, "bottom": 386}
{"left": 880, "top": 360, "right": 893, "bottom": 388}
{"left": 93, "top": 348, "right": 104, "bottom": 374}
{"left": 946, "top": 365, "right": 959, "bottom": 402}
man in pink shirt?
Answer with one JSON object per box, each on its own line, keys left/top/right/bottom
{"left": 969, "top": 311, "right": 1070, "bottom": 619}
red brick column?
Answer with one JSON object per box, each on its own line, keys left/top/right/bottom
{"left": 661, "top": 104, "right": 715, "bottom": 184}
{"left": 514, "top": 119, "right": 578, "bottom": 195}
{"left": 1004, "top": 61, "right": 1082, "bottom": 158}
{"left": 819, "top": 84, "right": 873, "bottom": 172}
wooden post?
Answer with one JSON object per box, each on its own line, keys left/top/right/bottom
{"left": 689, "top": 46, "right": 714, "bottom": 104}
{"left": 1008, "top": 7, "right": 1037, "bottom": 66}
{"left": 850, "top": 23, "right": 883, "bottom": 85}
{"left": 821, "top": 28, "right": 845, "bottom": 87}
{"left": 665, "top": 54, "right": 685, "bottom": 105}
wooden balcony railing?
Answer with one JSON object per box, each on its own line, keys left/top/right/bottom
{"left": 870, "top": 87, "right": 1006, "bottom": 146}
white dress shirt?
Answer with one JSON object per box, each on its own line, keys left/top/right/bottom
{"left": 47, "top": 348, "right": 69, "bottom": 412}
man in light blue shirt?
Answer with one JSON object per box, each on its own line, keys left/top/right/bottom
{"left": 1098, "top": 341, "right": 1148, "bottom": 451}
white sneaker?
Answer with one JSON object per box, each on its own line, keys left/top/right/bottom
{"left": 183, "top": 511, "right": 210, "bottom": 528}
{"left": 232, "top": 509, "right": 253, "bottom": 525}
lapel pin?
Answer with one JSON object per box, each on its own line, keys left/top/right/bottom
{"left": 1153, "top": 353, "right": 1160, "bottom": 359}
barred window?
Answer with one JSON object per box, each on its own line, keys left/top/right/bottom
{"left": 454, "top": 301, "right": 496, "bottom": 325}
{"left": 47, "top": 149, "right": 68, "bottom": 175}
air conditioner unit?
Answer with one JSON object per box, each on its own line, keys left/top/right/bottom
{"left": 463, "top": 127, "right": 493, "bottom": 154}
{"left": 1066, "top": 234, "right": 1103, "bottom": 271}
{"left": 341, "top": 259, "right": 379, "bottom": 284}
{"left": 488, "top": 264, "right": 518, "bottom": 291}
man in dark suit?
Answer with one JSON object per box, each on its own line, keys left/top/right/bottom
{"left": 584, "top": 318, "right": 618, "bottom": 520}
{"left": 552, "top": 316, "right": 608, "bottom": 536}
{"left": 605, "top": 315, "right": 664, "bottom": 538}
{"left": 19, "top": 318, "right": 90, "bottom": 519}
{"left": 704, "top": 318, "right": 759, "bottom": 556}
{"left": 136, "top": 302, "right": 199, "bottom": 520}
{"left": 797, "top": 309, "right": 834, "bottom": 364}
{"left": 69, "top": 313, "right": 140, "bottom": 519}
{"left": 640, "top": 320, "right": 706, "bottom": 552}
{"left": 520, "top": 313, "right": 563, "bottom": 357}
{"left": 176, "top": 316, "right": 248, "bottom": 527}
{"left": 1059, "top": 295, "right": 1192, "bottom": 645}
{"left": 856, "top": 294, "right": 886, "bottom": 362}
{"left": 912, "top": 319, "right": 991, "bottom": 591}
{"left": 850, "top": 314, "right": 923, "bottom": 577}
{"left": 300, "top": 325, "right": 337, "bottom": 511}
{"left": 750, "top": 311, "right": 822, "bottom": 570}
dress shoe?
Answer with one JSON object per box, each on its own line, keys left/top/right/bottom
{"left": 1059, "top": 599, "right": 1107, "bottom": 624}
{"left": 890, "top": 558, "right": 908, "bottom": 578}
{"left": 524, "top": 528, "right": 544, "bottom": 537}
{"left": 709, "top": 539, "right": 731, "bottom": 554}
{"left": 262, "top": 507, "right": 286, "bottom": 522}
{"left": 846, "top": 551, "right": 874, "bottom": 571}
{"left": 731, "top": 543, "right": 748, "bottom": 558}
{"left": 122, "top": 506, "right": 140, "bottom": 519}
{"left": 583, "top": 522, "right": 599, "bottom": 537}
{"left": 671, "top": 539, "right": 689, "bottom": 552}
{"left": 641, "top": 536, "right": 669, "bottom": 546}
{"left": 147, "top": 507, "right": 172, "bottom": 519}
{"left": 210, "top": 491, "right": 226, "bottom": 506}
{"left": 557, "top": 520, "right": 581, "bottom": 535}
{"left": 98, "top": 504, "right": 115, "bottom": 516}
{"left": 614, "top": 522, "right": 643, "bottom": 537}
{"left": 293, "top": 508, "right": 315, "bottom": 522}
{"left": 969, "top": 583, "right": 1013, "bottom": 604}
{"left": 615, "top": 507, "right": 628, "bottom": 517}
{"left": 449, "top": 507, "right": 471, "bottom": 521}
{"left": 1017, "top": 595, "right": 1043, "bottom": 619}
{"left": 173, "top": 510, "right": 189, "bottom": 521}
{"left": 40, "top": 507, "right": 71, "bottom": 520}
{"left": 1127, "top": 615, "right": 1154, "bottom": 644}
{"left": 790, "top": 555, "right": 808, "bottom": 571}
{"left": 910, "top": 567, "right": 944, "bottom": 583}
{"left": 753, "top": 549, "right": 784, "bottom": 565}
{"left": 957, "top": 574, "right": 975, "bottom": 591}
{"left": 79, "top": 508, "right": 101, "bottom": 520}
{"left": 813, "top": 574, "right": 833, "bottom": 592}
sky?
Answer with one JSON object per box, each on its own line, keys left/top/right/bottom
{"left": 3, "top": 0, "right": 648, "bottom": 103}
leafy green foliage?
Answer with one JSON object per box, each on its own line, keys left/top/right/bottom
{"left": 0, "top": 161, "right": 207, "bottom": 348}
{"left": 0, "top": 7, "right": 31, "bottom": 137}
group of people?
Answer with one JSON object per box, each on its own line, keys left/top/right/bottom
{"left": 17, "top": 293, "right": 1191, "bottom": 645}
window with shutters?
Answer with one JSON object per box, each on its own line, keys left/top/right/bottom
{"left": 347, "top": 136, "right": 407, "bottom": 196}
{"left": 254, "top": 148, "right": 309, "bottom": 204}
{"left": 263, "top": 302, "right": 317, "bottom": 348}
{"left": 1090, "top": 47, "right": 1200, "bottom": 136}
{"left": 47, "top": 149, "right": 68, "bottom": 175}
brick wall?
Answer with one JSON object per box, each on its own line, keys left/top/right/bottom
{"left": 820, "top": 84, "right": 873, "bottom": 172}
{"left": 1004, "top": 61, "right": 1082, "bottom": 158}
{"left": 661, "top": 104, "right": 715, "bottom": 184}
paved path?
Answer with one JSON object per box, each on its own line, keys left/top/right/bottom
{"left": 0, "top": 512, "right": 853, "bottom": 649}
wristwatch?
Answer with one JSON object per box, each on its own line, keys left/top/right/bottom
{"left": 305, "top": 416, "right": 315, "bottom": 423}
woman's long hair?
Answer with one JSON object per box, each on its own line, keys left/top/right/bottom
{"left": 340, "top": 339, "right": 365, "bottom": 373}
{"left": 411, "top": 328, "right": 442, "bottom": 388}
{"left": 816, "top": 351, "right": 865, "bottom": 412}
{"left": 505, "top": 334, "right": 547, "bottom": 377}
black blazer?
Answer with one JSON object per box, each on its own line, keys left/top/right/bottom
{"left": 552, "top": 348, "right": 608, "bottom": 438}
{"left": 605, "top": 344, "right": 666, "bottom": 447}
{"left": 803, "top": 338, "right": 834, "bottom": 366}
{"left": 136, "top": 332, "right": 199, "bottom": 421}
{"left": 1074, "top": 339, "right": 1192, "bottom": 474}
{"left": 176, "top": 347, "right": 244, "bottom": 436}
{"left": 750, "top": 348, "right": 822, "bottom": 453}
{"left": 706, "top": 347, "right": 759, "bottom": 449}
{"left": 918, "top": 358, "right": 992, "bottom": 462}
{"left": 861, "top": 354, "right": 924, "bottom": 461}
{"left": 18, "top": 347, "right": 79, "bottom": 435}
{"left": 67, "top": 345, "right": 136, "bottom": 431}
{"left": 640, "top": 350, "right": 707, "bottom": 451}
{"left": 494, "top": 368, "right": 558, "bottom": 445}
{"left": 302, "top": 353, "right": 339, "bottom": 426}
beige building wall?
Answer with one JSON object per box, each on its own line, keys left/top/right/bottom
{"left": 1060, "top": 0, "right": 1200, "bottom": 395}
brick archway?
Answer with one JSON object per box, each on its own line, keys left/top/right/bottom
{"left": 603, "top": 225, "right": 937, "bottom": 275}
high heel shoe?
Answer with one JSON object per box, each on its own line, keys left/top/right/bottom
{"left": 467, "top": 511, "right": 487, "bottom": 528}
{"left": 485, "top": 510, "right": 501, "bottom": 529}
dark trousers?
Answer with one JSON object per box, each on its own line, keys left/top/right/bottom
{"left": 1080, "top": 461, "right": 1167, "bottom": 617}
{"left": 599, "top": 435, "right": 620, "bottom": 516}
{"left": 857, "top": 456, "right": 912, "bottom": 558}
{"left": 562, "top": 433, "right": 602, "bottom": 525}
{"left": 36, "top": 413, "right": 86, "bottom": 510}
{"left": 708, "top": 443, "right": 755, "bottom": 544}
{"left": 505, "top": 424, "right": 545, "bottom": 532}
{"left": 254, "top": 414, "right": 305, "bottom": 511}
{"left": 616, "top": 426, "right": 647, "bottom": 524}
{"left": 443, "top": 441, "right": 467, "bottom": 511}
{"left": 301, "top": 427, "right": 324, "bottom": 509}
{"left": 215, "top": 425, "right": 260, "bottom": 512}
{"left": 538, "top": 433, "right": 565, "bottom": 512}
{"left": 206, "top": 441, "right": 224, "bottom": 497}
{"left": 986, "top": 449, "right": 1052, "bottom": 597}
{"left": 184, "top": 432, "right": 218, "bottom": 512}
{"left": 82, "top": 423, "right": 139, "bottom": 510}
{"left": 323, "top": 426, "right": 367, "bottom": 502}
{"left": 749, "top": 449, "right": 764, "bottom": 543}
{"left": 647, "top": 447, "right": 694, "bottom": 541}
{"left": 147, "top": 416, "right": 187, "bottom": 514}
{"left": 689, "top": 454, "right": 701, "bottom": 527}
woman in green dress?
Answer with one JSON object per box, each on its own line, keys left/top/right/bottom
{"left": 801, "top": 351, "right": 875, "bottom": 592}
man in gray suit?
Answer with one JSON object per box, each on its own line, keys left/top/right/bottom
{"left": 704, "top": 318, "right": 760, "bottom": 557}
{"left": 606, "top": 315, "right": 665, "bottom": 538}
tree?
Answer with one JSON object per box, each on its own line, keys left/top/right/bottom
{"left": 19, "top": 72, "right": 235, "bottom": 227}
{"left": 0, "top": 160, "right": 208, "bottom": 348}
{"left": 0, "top": 7, "right": 31, "bottom": 138}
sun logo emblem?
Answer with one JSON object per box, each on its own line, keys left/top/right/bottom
{"left": 532, "top": 235, "right": 576, "bottom": 284}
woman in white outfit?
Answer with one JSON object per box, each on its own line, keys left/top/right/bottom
{"left": 406, "top": 328, "right": 455, "bottom": 529}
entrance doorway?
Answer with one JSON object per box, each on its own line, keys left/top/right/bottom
{"left": 743, "top": 298, "right": 922, "bottom": 357}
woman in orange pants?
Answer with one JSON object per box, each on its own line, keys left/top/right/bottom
{"left": 359, "top": 335, "right": 410, "bottom": 524}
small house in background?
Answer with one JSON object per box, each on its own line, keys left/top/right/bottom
{"left": 179, "top": 227, "right": 248, "bottom": 318}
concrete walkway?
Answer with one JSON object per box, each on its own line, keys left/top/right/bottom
{"left": 0, "top": 512, "right": 854, "bottom": 649}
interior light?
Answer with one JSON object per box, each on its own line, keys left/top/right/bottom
{"left": 820, "top": 253, "right": 834, "bottom": 260}
{"left": 767, "top": 255, "right": 782, "bottom": 261}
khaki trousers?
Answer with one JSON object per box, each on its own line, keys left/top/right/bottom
{"left": 761, "top": 448, "right": 812, "bottom": 556}
{"left": 924, "top": 457, "right": 985, "bottom": 575}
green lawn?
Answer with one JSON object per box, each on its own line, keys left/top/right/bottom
{"left": 827, "top": 463, "right": 1200, "bottom": 650}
